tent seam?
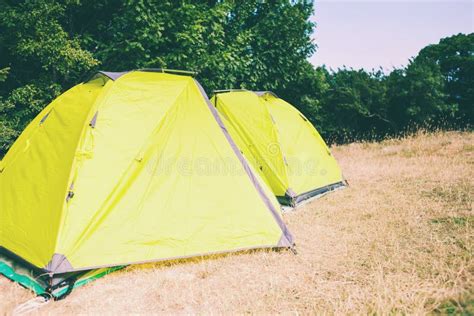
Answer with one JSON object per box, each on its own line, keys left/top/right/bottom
{"left": 36, "top": 243, "right": 288, "bottom": 273}
{"left": 194, "top": 80, "right": 294, "bottom": 247}
{"left": 50, "top": 79, "right": 117, "bottom": 271}
{"left": 215, "top": 92, "right": 290, "bottom": 196}
{"left": 60, "top": 77, "right": 193, "bottom": 260}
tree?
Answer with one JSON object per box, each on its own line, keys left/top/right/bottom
{"left": 311, "top": 67, "right": 388, "bottom": 142}
{"left": 296, "top": 33, "right": 472, "bottom": 142}
{"left": 0, "top": 1, "right": 471, "bottom": 156}
{"left": 0, "top": 1, "right": 99, "bottom": 154}
{"left": 415, "top": 33, "right": 474, "bottom": 125}
{"left": 0, "top": 0, "right": 315, "bottom": 157}
{"left": 386, "top": 58, "right": 452, "bottom": 131}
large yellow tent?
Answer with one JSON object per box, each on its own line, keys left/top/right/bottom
{"left": 212, "top": 90, "right": 346, "bottom": 206}
{"left": 0, "top": 70, "right": 292, "bottom": 299}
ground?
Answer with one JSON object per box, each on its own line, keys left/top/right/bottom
{"left": 1, "top": 131, "right": 473, "bottom": 314}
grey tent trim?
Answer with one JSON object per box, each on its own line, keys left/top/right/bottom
{"left": 139, "top": 68, "right": 197, "bottom": 76}
{"left": 212, "top": 90, "right": 279, "bottom": 99}
{"left": 194, "top": 79, "right": 294, "bottom": 248}
{"left": 94, "top": 69, "right": 197, "bottom": 83}
{"left": 89, "top": 111, "right": 98, "bottom": 128}
{"left": 45, "top": 253, "right": 74, "bottom": 273}
{"left": 34, "top": 243, "right": 292, "bottom": 274}
{"left": 254, "top": 91, "right": 279, "bottom": 98}
{"left": 278, "top": 181, "right": 347, "bottom": 206}
{"left": 0, "top": 247, "right": 74, "bottom": 274}
{"left": 39, "top": 110, "right": 52, "bottom": 125}
{"left": 98, "top": 71, "right": 130, "bottom": 81}
{"left": 293, "top": 181, "right": 347, "bottom": 205}
{"left": 213, "top": 89, "right": 249, "bottom": 94}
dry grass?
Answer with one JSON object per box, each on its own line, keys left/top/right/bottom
{"left": 1, "top": 131, "right": 473, "bottom": 314}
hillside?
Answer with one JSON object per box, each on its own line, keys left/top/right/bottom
{"left": 1, "top": 131, "right": 472, "bottom": 314}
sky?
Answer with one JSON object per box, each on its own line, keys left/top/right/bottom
{"left": 309, "top": 0, "right": 474, "bottom": 71}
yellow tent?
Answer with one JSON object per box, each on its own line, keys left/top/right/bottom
{"left": 0, "top": 70, "right": 292, "bottom": 298}
{"left": 212, "top": 90, "right": 346, "bottom": 206}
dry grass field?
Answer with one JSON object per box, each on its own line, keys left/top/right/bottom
{"left": 1, "top": 131, "right": 473, "bottom": 314}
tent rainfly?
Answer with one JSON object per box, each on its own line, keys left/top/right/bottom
{"left": 211, "top": 90, "right": 346, "bottom": 206}
{"left": 0, "top": 70, "right": 293, "bottom": 299}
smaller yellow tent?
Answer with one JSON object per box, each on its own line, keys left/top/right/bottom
{"left": 212, "top": 90, "right": 346, "bottom": 206}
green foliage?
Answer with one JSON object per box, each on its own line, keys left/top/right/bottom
{"left": 0, "top": 0, "right": 315, "bottom": 157}
{"left": 63, "top": 0, "right": 314, "bottom": 92}
{"left": 318, "top": 68, "right": 389, "bottom": 142}
{"left": 415, "top": 33, "right": 474, "bottom": 125}
{"left": 386, "top": 58, "right": 451, "bottom": 130}
{"left": 0, "top": 0, "right": 99, "bottom": 154}
{"left": 0, "top": 0, "right": 472, "bottom": 157}
{"left": 290, "top": 33, "right": 472, "bottom": 143}
{"left": 0, "top": 68, "right": 9, "bottom": 82}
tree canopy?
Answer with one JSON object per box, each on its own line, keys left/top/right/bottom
{"left": 0, "top": 1, "right": 472, "bottom": 157}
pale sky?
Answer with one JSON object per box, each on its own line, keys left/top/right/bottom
{"left": 309, "top": 0, "right": 474, "bottom": 71}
